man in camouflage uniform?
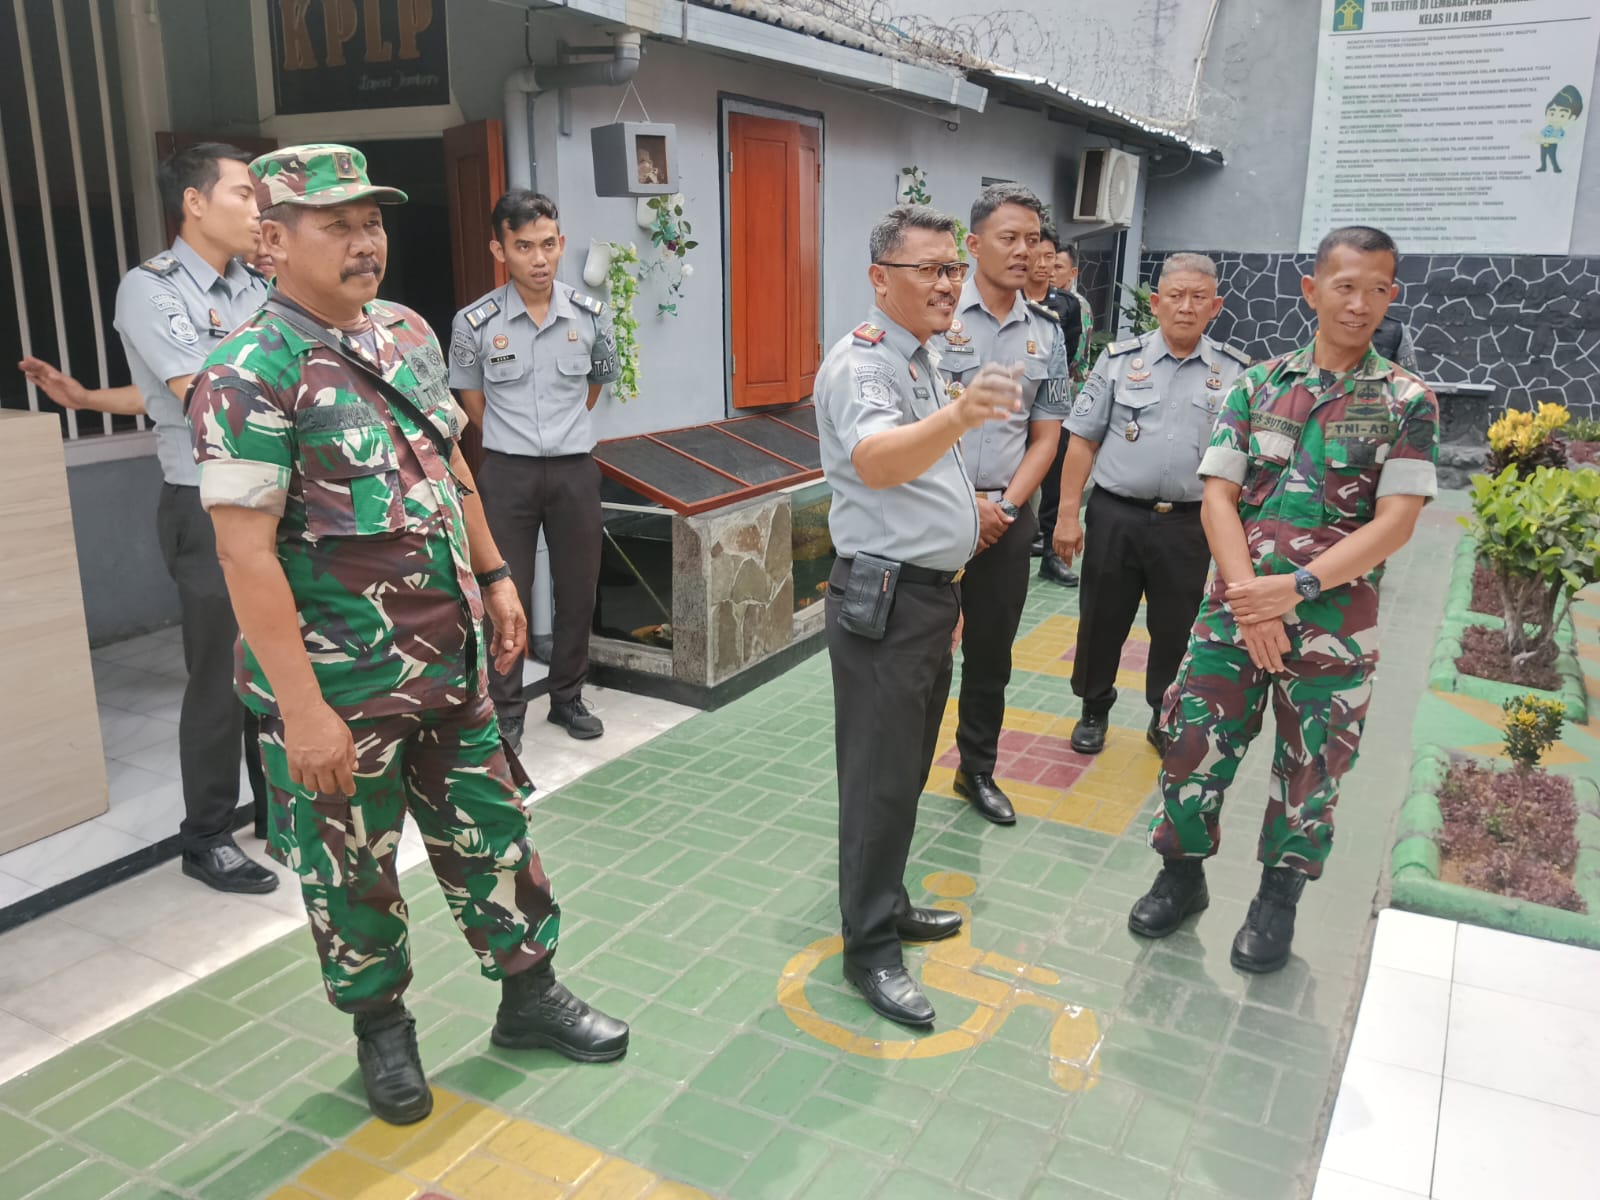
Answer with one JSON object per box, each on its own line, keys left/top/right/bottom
{"left": 188, "top": 145, "right": 627, "bottom": 1126}
{"left": 1128, "top": 226, "right": 1439, "bottom": 973}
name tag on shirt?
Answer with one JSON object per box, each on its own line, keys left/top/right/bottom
{"left": 488, "top": 353, "right": 517, "bottom": 365}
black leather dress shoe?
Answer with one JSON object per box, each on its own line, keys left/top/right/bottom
{"left": 1231, "top": 866, "right": 1308, "bottom": 973}
{"left": 498, "top": 712, "right": 525, "bottom": 754}
{"left": 1029, "top": 534, "right": 1045, "bottom": 556}
{"left": 1146, "top": 711, "right": 1171, "bottom": 757}
{"left": 952, "top": 770, "right": 1016, "bottom": 825}
{"left": 1128, "top": 858, "right": 1209, "bottom": 938}
{"left": 1038, "top": 552, "right": 1080, "bottom": 587}
{"left": 1070, "top": 712, "right": 1109, "bottom": 755}
{"left": 182, "top": 841, "right": 279, "bottom": 894}
{"left": 842, "top": 961, "right": 935, "bottom": 1028}
{"left": 354, "top": 1001, "right": 433, "bottom": 1125}
{"left": 896, "top": 907, "right": 963, "bottom": 943}
{"left": 492, "top": 964, "right": 629, "bottom": 1061}
{"left": 549, "top": 696, "right": 604, "bottom": 740}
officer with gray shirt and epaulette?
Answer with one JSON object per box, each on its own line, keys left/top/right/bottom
{"left": 932, "top": 184, "right": 1071, "bottom": 828}
{"left": 449, "top": 190, "right": 619, "bottom": 750}
{"left": 817, "top": 204, "right": 1022, "bottom": 1031}
{"left": 113, "top": 143, "right": 275, "bottom": 893}
{"left": 1054, "top": 253, "right": 1250, "bottom": 757}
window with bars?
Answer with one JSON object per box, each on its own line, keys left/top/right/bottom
{"left": 0, "top": 0, "right": 142, "bottom": 441}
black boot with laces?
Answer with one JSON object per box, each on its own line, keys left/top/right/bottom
{"left": 492, "top": 964, "right": 630, "bottom": 1061}
{"left": 1231, "top": 866, "right": 1308, "bottom": 973}
{"left": 1128, "top": 858, "right": 1210, "bottom": 938}
{"left": 353, "top": 1001, "right": 432, "bottom": 1125}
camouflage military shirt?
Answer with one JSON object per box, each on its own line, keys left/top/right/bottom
{"left": 1198, "top": 342, "right": 1439, "bottom": 596}
{"left": 1071, "top": 288, "right": 1094, "bottom": 385}
{"left": 188, "top": 295, "right": 484, "bottom": 720}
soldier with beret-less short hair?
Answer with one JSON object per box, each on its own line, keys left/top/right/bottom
{"left": 819, "top": 203, "right": 1023, "bottom": 1030}
{"left": 1055, "top": 253, "right": 1251, "bottom": 758}
{"left": 188, "top": 144, "right": 628, "bottom": 1128}
{"left": 449, "top": 190, "right": 619, "bottom": 749}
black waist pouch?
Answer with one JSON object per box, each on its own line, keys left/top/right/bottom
{"left": 835, "top": 552, "right": 901, "bottom": 641}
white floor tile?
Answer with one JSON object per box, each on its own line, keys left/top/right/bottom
{"left": 0, "top": 822, "right": 148, "bottom": 889}
{"left": 0, "top": 872, "right": 39, "bottom": 909}
{"left": 521, "top": 657, "right": 549, "bottom": 685}
{"left": 0, "top": 1010, "right": 71, "bottom": 1086}
{"left": 99, "top": 779, "right": 184, "bottom": 842}
{"left": 98, "top": 711, "right": 181, "bottom": 762}
{"left": 1310, "top": 1169, "right": 1427, "bottom": 1200}
{"left": 1347, "top": 965, "right": 1451, "bottom": 1075}
{"left": 1444, "top": 982, "right": 1600, "bottom": 1115}
{"left": 0, "top": 917, "right": 115, "bottom": 1000}
{"left": 1319, "top": 1057, "right": 1441, "bottom": 1195}
{"left": 121, "top": 894, "right": 300, "bottom": 977}
{"left": 55, "top": 866, "right": 223, "bottom": 942}
{"left": 1370, "top": 909, "right": 1456, "bottom": 981}
{"left": 0, "top": 944, "right": 194, "bottom": 1042}
{"left": 1451, "top": 922, "right": 1600, "bottom": 1014}
{"left": 1432, "top": 1079, "right": 1600, "bottom": 1200}
{"left": 116, "top": 737, "right": 183, "bottom": 780}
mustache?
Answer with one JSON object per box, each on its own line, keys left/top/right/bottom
{"left": 341, "top": 257, "right": 382, "bottom": 281}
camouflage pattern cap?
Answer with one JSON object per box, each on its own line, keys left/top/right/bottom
{"left": 250, "top": 143, "right": 409, "bottom": 209}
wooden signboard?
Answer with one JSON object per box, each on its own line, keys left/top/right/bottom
{"left": 268, "top": 0, "right": 450, "bottom": 116}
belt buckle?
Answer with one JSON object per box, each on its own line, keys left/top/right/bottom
{"left": 1154, "top": 501, "right": 1173, "bottom": 514}
{"left": 952, "top": 567, "right": 965, "bottom": 583}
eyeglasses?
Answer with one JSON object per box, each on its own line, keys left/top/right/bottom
{"left": 875, "top": 260, "right": 971, "bottom": 283}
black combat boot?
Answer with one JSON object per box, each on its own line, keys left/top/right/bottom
{"left": 1231, "top": 866, "right": 1309, "bottom": 973}
{"left": 1128, "top": 858, "right": 1209, "bottom": 938}
{"left": 492, "top": 964, "right": 630, "bottom": 1061}
{"left": 353, "top": 1001, "right": 432, "bottom": 1125}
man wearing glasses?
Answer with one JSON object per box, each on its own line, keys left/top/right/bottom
{"left": 816, "top": 205, "right": 1022, "bottom": 1028}
{"left": 933, "top": 184, "right": 1071, "bottom": 826}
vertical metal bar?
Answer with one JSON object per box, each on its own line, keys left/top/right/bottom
{"left": 0, "top": 108, "right": 37, "bottom": 414}
{"left": 14, "top": 0, "right": 79, "bottom": 436}
{"left": 54, "top": 0, "right": 113, "bottom": 435}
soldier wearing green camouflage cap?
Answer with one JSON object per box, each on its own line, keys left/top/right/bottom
{"left": 1128, "top": 226, "right": 1439, "bottom": 974}
{"left": 187, "top": 143, "right": 628, "bottom": 1126}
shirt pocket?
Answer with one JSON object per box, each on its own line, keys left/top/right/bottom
{"left": 482, "top": 355, "right": 528, "bottom": 386}
{"left": 1241, "top": 443, "right": 1291, "bottom": 508}
{"left": 1322, "top": 438, "right": 1383, "bottom": 524}
{"left": 297, "top": 413, "right": 407, "bottom": 540}
{"left": 556, "top": 355, "right": 592, "bottom": 381}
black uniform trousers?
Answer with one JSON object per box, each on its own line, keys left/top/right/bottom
{"left": 478, "top": 450, "right": 603, "bottom": 714}
{"left": 1036, "top": 432, "right": 1072, "bottom": 545}
{"left": 955, "top": 504, "right": 1038, "bottom": 774}
{"left": 1071, "top": 489, "right": 1213, "bottom": 716}
{"left": 827, "top": 559, "right": 959, "bottom": 970}
{"left": 155, "top": 483, "right": 265, "bottom": 852}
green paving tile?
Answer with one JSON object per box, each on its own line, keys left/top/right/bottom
{"left": 795, "top": 1147, "right": 887, "bottom": 1200}
{"left": 691, "top": 1031, "right": 784, "bottom": 1098}
{"left": 571, "top": 1075, "right": 675, "bottom": 1147}
{"left": 1202, "top": 1052, "right": 1278, "bottom": 1124}
{"left": 29, "top": 1159, "right": 128, "bottom": 1200}
{"left": 35, "top": 1059, "right": 151, "bottom": 1131}
{"left": 202, "top": 1130, "right": 325, "bottom": 1200}
{"left": 965, "top": 1119, "right": 1051, "bottom": 1198}
{"left": 620, "top": 1028, "right": 704, "bottom": 1084}
{"left": 195, "top": 942, "right": 305, "bottom": 1002}
{"left": 0, "top": 1041, "right": 120, "bottom": 1115}
{"left": 876, "top": 1172, "right": 978, "bottom": 1200}
{"left": 75, "top": 1106, "right": 186, "bottom": 1170}
{"left": 176, "top": 1021, "right": 285, "bottom": 1087}
{"left": 1044, "top": 1141, "right": 1171, "bottom": 1200}
{"left": 126, "top": 1076, "right": 231, "bottom": 1135}
{"left": 1123, "top": 1095, "right": 1195, "bottom": 1171}
{"left": 744, "top": 1047, "right": 834, "bottom": 1117}
{"left": 6, "top": 1141, "right": 89, "bottom": 1198}
{"left": 791, "top": 1094, "right": 919, "bottom": 1157}
{"left": 660, "top": 1090, "right": 779, "bottom": 1152}
{"left": 150, "top": 992, "right": 249, "bottom": 1043}
{"left": 217, "top": 1037, "right": 330, "bottom": 1104}
{"left": 0, "top": 1111, "right": 49, "bottom": 1169}
{"left": 156, "top": 1112, "right": 282, "bottom": 1191}
{"left": 260, "top": 1079, "right": 374, "bottom": 1138}
{"left": 1180, "top": 1146, "right": 1301, "bottom": 1200}
{"left": 817, "top": 1062, "right": 934, "bottom": 1120}
{"left": 731, "top": 1127, "right": 833, "bottom": 1200}
{"left": 1060, "top": 1076, "right": 1138, "bottom": 1147}
{"left": 102, "top": 1020, "right": 210, "bottom": 1072}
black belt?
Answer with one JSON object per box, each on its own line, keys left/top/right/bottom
{"left": 835, "top": 557, "right": 965, "bottom": 586}
{"left": 1096, "top": 489, "right": 1201, "bottom": 515}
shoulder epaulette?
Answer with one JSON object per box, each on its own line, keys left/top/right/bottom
{"left": 1218, "top": 342, "right": 1252, "bottom": 367}
{"left": 851, "top": 322, "right": 886, "bottom": 345}
{"left": 463, "top": 298, "right": 501, "bottom": 330}
{"left": 1106, "top": 335, "right": 1145, "bottom": 356}
{"left": 1026, "top": 298, "right": 1062, "bottom": 325}
{"left": 139, "top": 253, "right": 180, "bottom": 277}
{"left": 565, "top": 285, "right": 604, "bottom": 315}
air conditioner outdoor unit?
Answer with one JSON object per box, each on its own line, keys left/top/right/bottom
{"left": 1073, "top": 148, "right": 1140, "bottom": 226}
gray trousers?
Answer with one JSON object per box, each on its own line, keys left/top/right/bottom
{"left": 156, "top": 483, "right": 263, "bottom": 851}
{"left": 477, "top": 451, "right": 603, "bottom": 713}
{"left": 827, "top": 559, "right": 959, "bottom": 969}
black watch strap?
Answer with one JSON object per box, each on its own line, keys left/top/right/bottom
{"left": 475, "top": 563, "right": 513, "bottom": 587}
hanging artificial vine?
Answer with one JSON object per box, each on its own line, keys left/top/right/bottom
{"left": 604, "top": 242, "right": 641, "bottom": 401}
{"left": 643, "top": 196, "right": 699, "bottom": 317}
{"left": 899, "top": 166, "right": 968, "bottom": 260}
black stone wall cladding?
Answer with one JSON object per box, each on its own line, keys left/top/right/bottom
{"left": 1139, "top": 251, "right": 1600, "bottom": 420}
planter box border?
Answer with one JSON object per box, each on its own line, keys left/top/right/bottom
{"left": 1390, "top": 746, "right": 1600, "bottom": 947}
{"left": 1426, "top": 535, "right": 1588, "bottom": 722}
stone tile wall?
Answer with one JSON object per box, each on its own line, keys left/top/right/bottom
{"left": 1140, "top": 251, "right": 1600, "bottom": 419}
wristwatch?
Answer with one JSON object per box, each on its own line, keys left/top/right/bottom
{"left": 1293, "top": 567, "right": 1322, "bottom": 601}
{"left": 475, "top": 563, "right": 513, "bottom": 587}
{"left": 997, "top": 499, "right": 1021, "bottom": 520}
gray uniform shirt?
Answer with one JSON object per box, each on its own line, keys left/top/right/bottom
{"left": 113, "top": 238, "right": 268, "bottom": 486}
{"left": 447, "top": 281, "right": 619, "bottom": 458}
{"left": 933, "top": 279, "right": 1070, "bottom": 492}
{"left": 1066, "top": 329, "right": 1251, "bottom": 503}
{"left": 815, "top": 307, "right": 980, "bottom": 572}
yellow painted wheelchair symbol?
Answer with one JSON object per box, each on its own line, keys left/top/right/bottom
{"left": 777, "top": 872, "right": 1102, "bottom": 1091}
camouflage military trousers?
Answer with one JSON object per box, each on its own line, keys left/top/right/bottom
{"left": 259, "top": 694, "right": 560, "bottom": 1012}
{"left": 1150, "top": 594, "right": 1376, "bottom": 877}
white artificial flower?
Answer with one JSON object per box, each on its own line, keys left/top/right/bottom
{"left": 681, "top": 264, "right": 694, "bottom": 277}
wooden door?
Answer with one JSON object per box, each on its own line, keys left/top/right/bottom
{"left": 443, "top": 119, "right": 508, "bottom": 472}
{"left": 728, "top": 114, "right": 821, "bottom": 410}
{"left": 154, "top": 133, "right": 279, "bottom": 247}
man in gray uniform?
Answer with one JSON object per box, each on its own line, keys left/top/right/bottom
{"left": 110, "top": 143, "right": 276, "bottom": 892}
{"left": 933, "top": 184, "right": 1070, "bottom": 826}
{"left": 1054, "top": 253, "right": 1250, "bottom": 756}
{"left": 818, "top": 205, "right": 1022, "bottom": 1030}
{"left": 449, "top": 190, "right": 619, "bottom": 749}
